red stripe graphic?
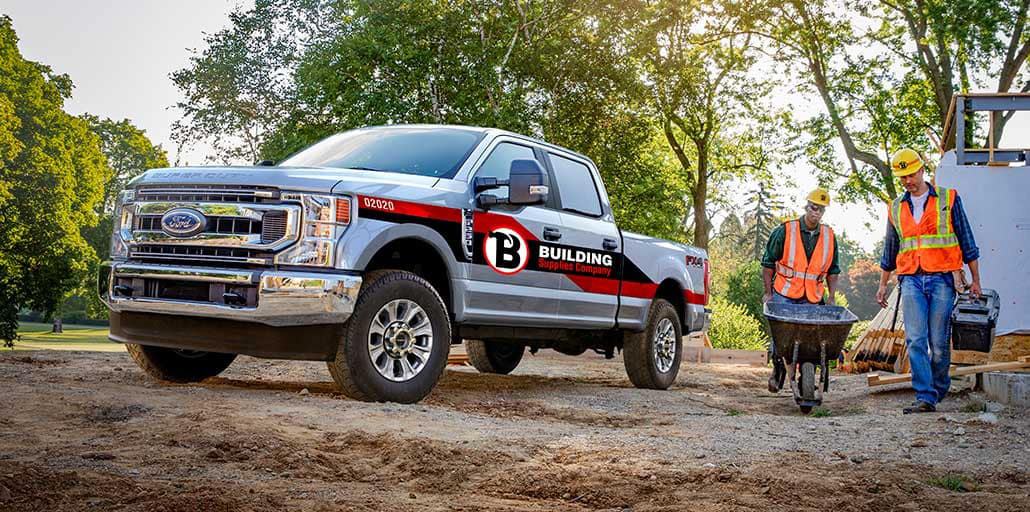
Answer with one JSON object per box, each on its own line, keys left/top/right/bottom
{"left": 685, "top": 290, "right": 706, "bottom": 306}
{"left": 357, "top": 195, "right": 462, "bottom": 223}
{"left": 356, "top": 196, "right": 702, "bottom": 301}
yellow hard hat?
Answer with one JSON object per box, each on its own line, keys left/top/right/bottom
{"left": 807, "top": 188, "right": 830, "bottom": 206}
{"left": 891, "top": 148, "right": 923, "bottom": 177}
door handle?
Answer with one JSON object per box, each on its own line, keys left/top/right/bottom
{"left": 543, "top": 227, "right": 562, "bottom": 241}
{"left": 603, "top": 238, "right": 618, "bottom": 251}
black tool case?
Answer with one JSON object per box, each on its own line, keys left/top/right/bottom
{"left": 951, "top": 289, "right": 1001, "bottom": 352}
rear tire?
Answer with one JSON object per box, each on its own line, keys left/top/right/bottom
{"left": 800, "top": 362, "right": 816, "bottom": 399}
{"left": 466, "top": 339, "right": 524, "bottom": 375}
{"left": 327, "top": 270, "right": 450, "bottom": 403}
{"left": 126, "top": 344, "right": 236, "bottom": 383}
{"left": 623, "top": 299, "right": 682, "bottom": 390}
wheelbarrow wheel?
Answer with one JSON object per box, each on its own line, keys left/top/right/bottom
{"left": 799, "top": 362, "right": 816, "bottom": 413}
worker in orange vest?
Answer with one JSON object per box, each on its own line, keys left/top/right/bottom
{"left": 762, "top": 188, "right": 841, "bottom": 392}
{"left": 876, "top": 148, "right": 981, "bottom": 414}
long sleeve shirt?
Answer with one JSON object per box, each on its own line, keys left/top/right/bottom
{"left": 879, "top": 187, "right": 980, "bottom": 274}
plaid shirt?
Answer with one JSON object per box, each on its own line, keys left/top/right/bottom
{"left": 879, "top": 186, "right": 980, "bottom": 273}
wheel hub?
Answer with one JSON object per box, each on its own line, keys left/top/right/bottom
{"left": 383, "top": 322, "right": 417, "bottom": 357}
{"left": 367, "top": 299, "right": 434, "bottom": 382}
{"left": 653, "top": 317, "right": 676, "bottom": 373}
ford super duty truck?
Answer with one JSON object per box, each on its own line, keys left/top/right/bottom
{"left": 100, "top": 125, "right": 710, "bottom": 403}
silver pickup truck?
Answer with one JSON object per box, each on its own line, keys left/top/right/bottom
{"left": 100, "top": 125, "right": 710, "bottom": 403}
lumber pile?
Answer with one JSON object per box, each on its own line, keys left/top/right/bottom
{"left": 847, "top": 286, "right": 909, "bottom": 374}
{"left": 448, "top": 351, "right": 470, "bottom": 366}
{"left": 868, "top": 356, "right": 1030, "bottom": 387}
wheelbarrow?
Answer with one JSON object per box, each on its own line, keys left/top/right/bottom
{"left": 764, "top": 302, "right": 858, "bottom": 413}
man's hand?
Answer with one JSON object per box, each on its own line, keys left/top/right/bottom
{"left": 762, "top": 292, "right": 772, "bottom": 304}
{"left": 969, "top": 280, "right": 982, "bottom": 301}
{"left": 876, "top": 284, "right": 888, "bottom": 308}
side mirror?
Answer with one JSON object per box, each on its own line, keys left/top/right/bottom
{"left": 507, "top": 159, "right": 548, "bottom": 205}
{"left": 257, "top": 160, "right": 275, "bottom": 166}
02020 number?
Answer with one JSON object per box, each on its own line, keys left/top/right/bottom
{"left": 362, "top": 197, "right": 395, "bottom": 211}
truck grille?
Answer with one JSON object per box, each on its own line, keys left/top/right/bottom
{"left": 131, "top": 245, "right": 273, "bottom": 265}
{"left": 124, "top": 188, "right": 299, "bottom": 267}
{"left": 137, "top": 214, "right": 277, "bottom": 236}
{"left": 136, "top": 184, "right": 279, "bottom": 203}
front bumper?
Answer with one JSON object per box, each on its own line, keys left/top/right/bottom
{"left": 99, "top": 262, "right": 361, "bottom": 327}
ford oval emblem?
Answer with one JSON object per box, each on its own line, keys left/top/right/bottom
{"left": 160, "top": 208, "right": 207, "bottom": 237}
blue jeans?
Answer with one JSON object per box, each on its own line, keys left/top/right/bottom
{"left": 769, "top": 291, "right": 812, "bottom": 305}
{"left": 901, "top": 274, "right": 956, "bottom": 405}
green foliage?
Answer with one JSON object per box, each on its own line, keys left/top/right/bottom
{"left": 811, "top": 408, "right": 832, "bottom": 418}
{"left": 724, "top": 260, "right": 766, "bottom": 329}
{"left": 708, "top": 296, "right": 767, "bottom": 351}
{"left": 0, "top": 16, "right": 109, "bottom": 346}
{"left": 927, "top": 474, "right": 976, "bottom": 493}
{"left": 81, "top": 115, "right": 169, "bottom": 213}
{"left": 845, "top": 320, "right": 869, "bottom": 352}
{"left": 172, "top": 0, "right": 801, "bottom": 247}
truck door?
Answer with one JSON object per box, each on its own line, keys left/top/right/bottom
{"left": 544, "top": 152, "right": 620, "bottom": 328}
{"left": 465, "top": 139, "right": 564, "bottom": 326}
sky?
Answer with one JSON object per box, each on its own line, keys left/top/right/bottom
{"left": 3, "top": 1, "right": 1025, "bottom": 253}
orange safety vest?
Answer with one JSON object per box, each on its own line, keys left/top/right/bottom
{"left": 888, "top": 185, "right": 963, "bottom": 274}
{"left": 774, "top": 220, "right": 835, "bottom": 304}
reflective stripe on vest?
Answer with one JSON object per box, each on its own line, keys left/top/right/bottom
{"left": 888, "top": 185, "right": 962, "bottom": 274}
{"left": 773, "top": 220, "right": 834, "bottom": 303}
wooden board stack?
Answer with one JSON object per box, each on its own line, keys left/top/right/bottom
{"left": 846, "top": 286, "right": 910, "bottom": 374}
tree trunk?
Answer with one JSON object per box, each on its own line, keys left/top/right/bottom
{"left": 52, "top": 317, "right": 63, "bottom": 334}
{"left": 692, "top": 152, "right": 709, "bottom": 249}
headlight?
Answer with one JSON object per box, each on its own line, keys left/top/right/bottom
{"left": 275, "top": 194, "right": 351, "bottom": 267}
{"left": 110, "top": 189, "right": 135, "bottom": 259}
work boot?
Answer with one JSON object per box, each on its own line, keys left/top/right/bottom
{"left": 903, "top": 401, "right": 936, "bottom": 414}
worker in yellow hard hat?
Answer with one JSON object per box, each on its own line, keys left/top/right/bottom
{"left": 761, "top": 188, "right": 840, "bottom": 392}
{"left": 876, "top": 148, "right": 981, "bottom": 414}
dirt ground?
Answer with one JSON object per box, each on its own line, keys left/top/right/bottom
{"left": 1, "top": 347, "right": 1028, "bottom": 511}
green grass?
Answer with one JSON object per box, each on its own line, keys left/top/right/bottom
{"left": 6, "top": 322, "right": 122, "bottom": 352}
{"left": 928, "top": 474, "right": 976, "bottom": 492}
{"left": 726, "top": 409, "right": 743, "bottom": 417}
{"left": 811, "top": 408, "right": 832, "bottom": 418}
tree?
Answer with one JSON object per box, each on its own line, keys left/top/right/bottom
{"left": 170, "top": 0, "right": 330, "bottom": 164}
{"left": 633, "top": 0, "right": 766, "bottom": 248}
{"left": 740, "top": 183, "right": 784, "bottom": 260}
{"left": 81, "top": 115, "right": 169, "bottom": 213}
{"left": 862, "top": 0, "right": 1030, "bottom": 146}
{"left": 174, "top": 0, "right": 695, "bottom": 240}
{"left": 758, "top": 0, "right": 1030, "bottom": 205}
{"left": 0, "top": 16, "right": 109, "bottom": 346}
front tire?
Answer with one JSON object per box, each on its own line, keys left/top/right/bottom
{"left": 126, "top": 344, "right": 236, "bottom": 383}
{"left": 466, "top": 339, "right": 524, "bottom": 374}
{"left": 623, "top": 299, "right": 682, "bottom": 389}
{"left": 327, "top": 270, "right": 450, "bottom": 403}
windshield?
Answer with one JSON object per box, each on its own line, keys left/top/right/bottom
{"left": 279, "top": 126, "right": 484, "bottom": 178}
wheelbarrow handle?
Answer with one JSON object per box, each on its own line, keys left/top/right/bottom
{"left": 890, "top": 287, "right": 901, "bottom": 332}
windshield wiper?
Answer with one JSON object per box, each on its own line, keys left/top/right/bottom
{"left": 346, "top": 166, "right": 388, "bottom": 173}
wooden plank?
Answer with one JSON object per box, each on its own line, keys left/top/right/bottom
{"left": 868, "top": 357, "right": 1030, "bottom": 387}
{"left": 707, "top": 348, "right": 768, "bottom": 367}
{"left": 447, "top": 353, "right": 470, "bottom": 366}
